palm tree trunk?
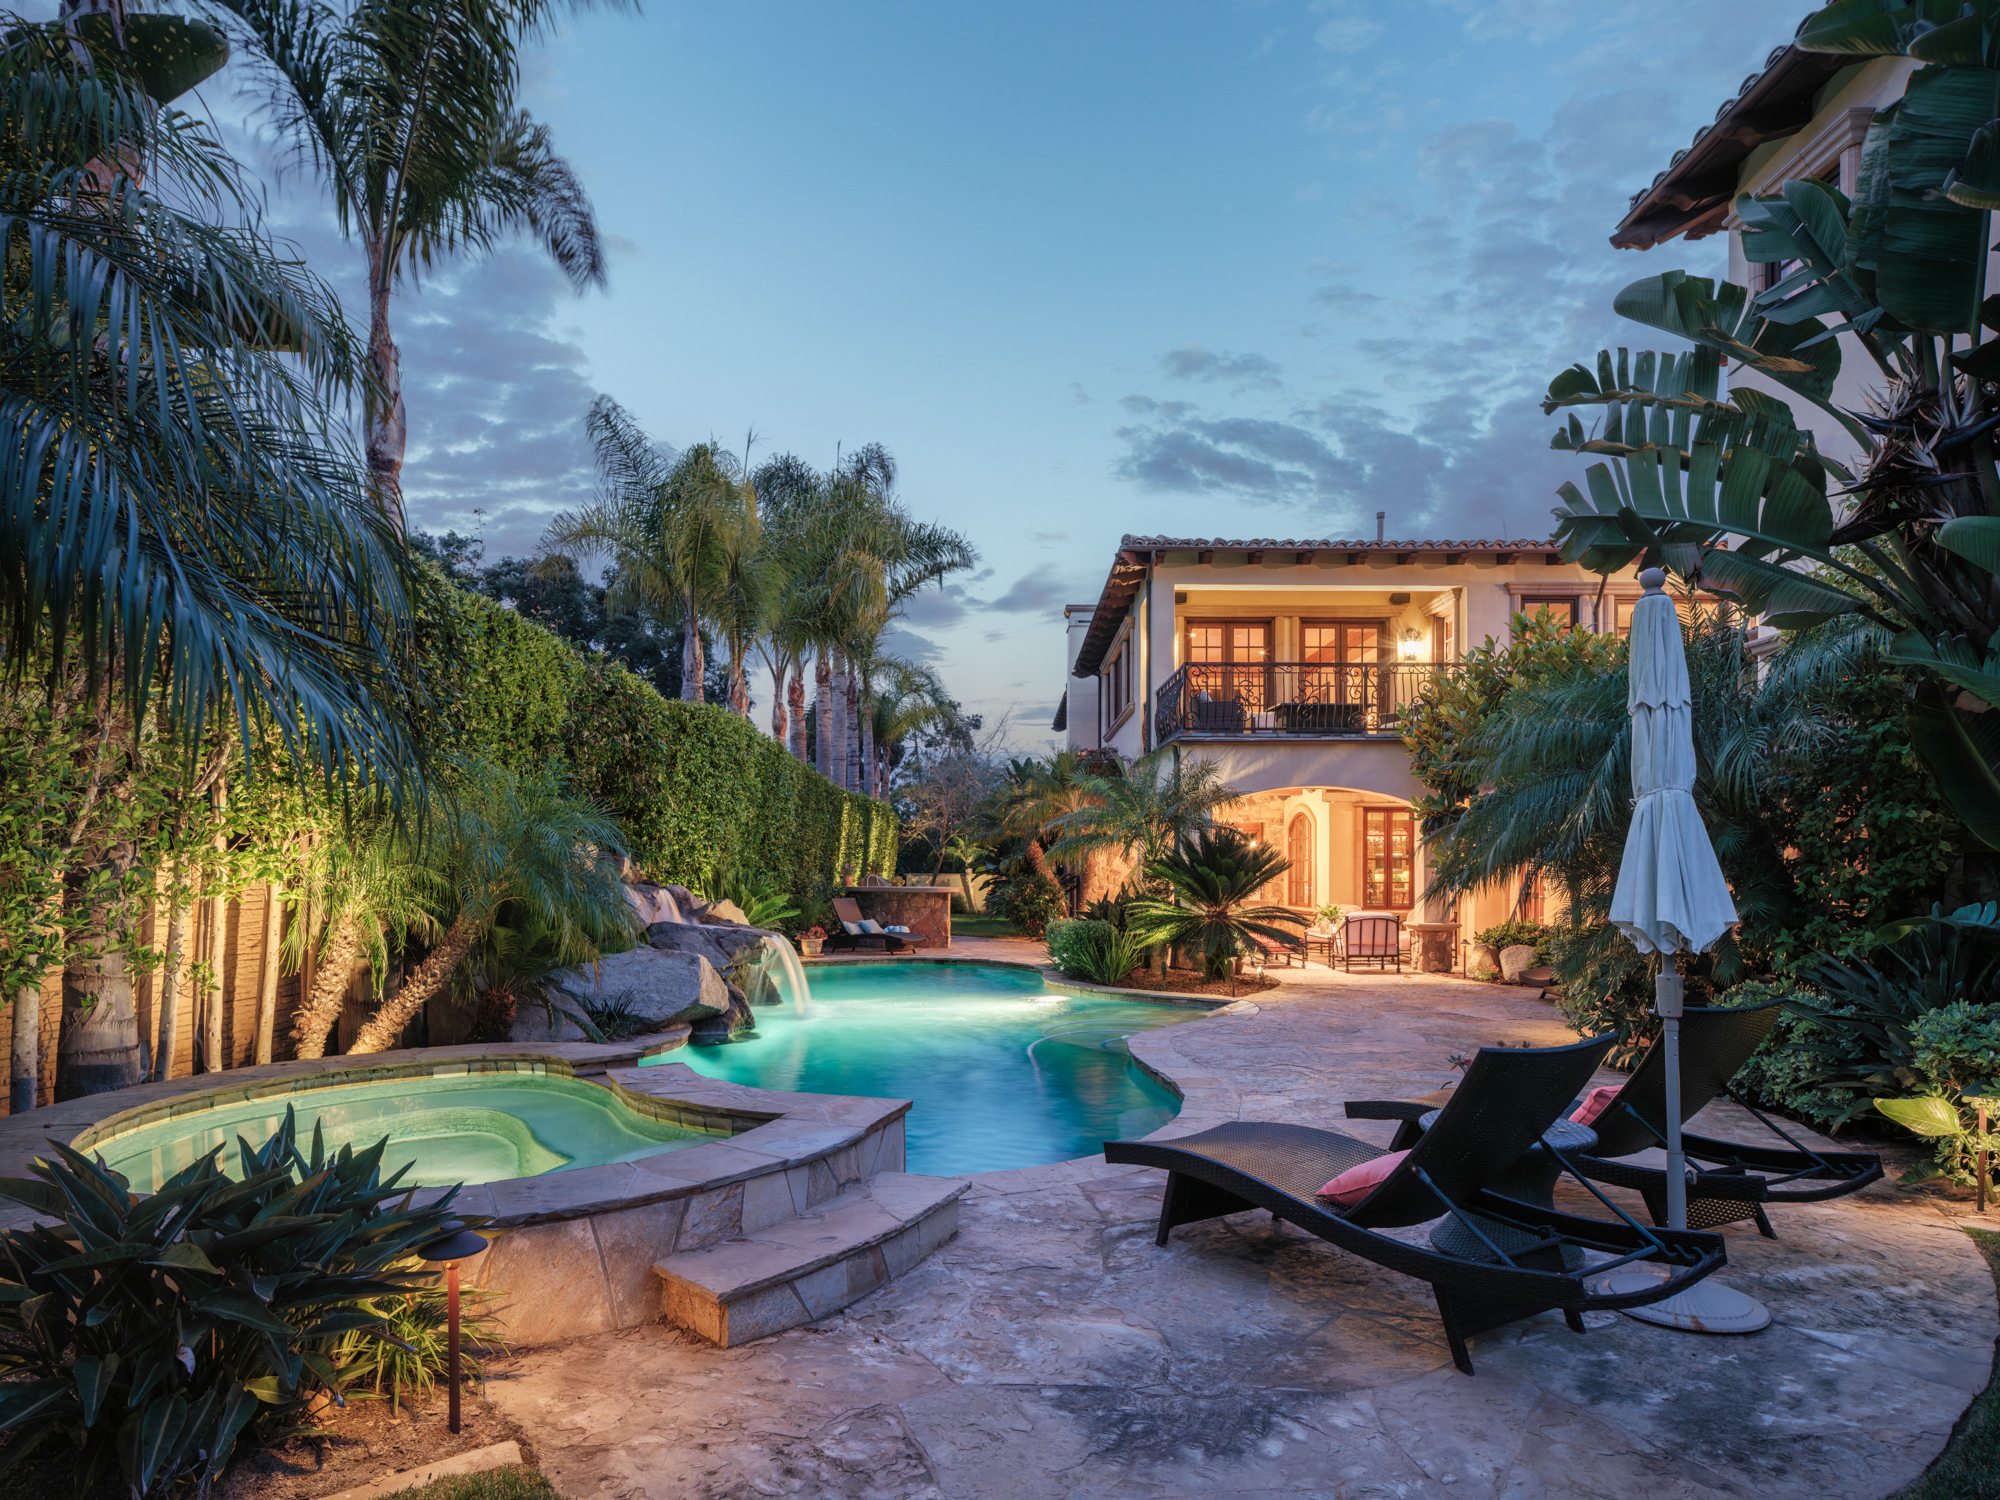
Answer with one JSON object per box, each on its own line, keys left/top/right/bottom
{"left": 11, "top": 981, "right": 40, "bottom": 1115}
{"left": 846, "top": 671, "right": 863, "bottom": 793}
{"left": 789, "top": 664, "right": 809, "bottom": 761}
{"left": 364, "top": 246, "right": 406, "bottom": 529}
{"left": 292, "top": 916, "right": 364, "bottom": 1061}
{"left": 823, "top": 651, "right": 843, "bottom": 783}
{"left": 831, "top": 650, "right": 850, "bottom": 790}
{"left": 202, "top": 886, "right": 227, "bottom": 1072}
{"left": 681, "top": 591, "right": 706, "bottom": 703}
{"left": 770, "top": 658, "right": 787, "bottom": 744}
{"left": 730, "top": 655, "right": 750, "bottom": 716}
{"left": 350, "top": 913, "right": 482, "bottom": 1054}
{"left": 152, "top": 879, "right": 191, "bottom": 1082}
{"left": 255, "top": 883, "right": 283, "bottom": 1066}
{"left": 859, "top": 697, "right": 875, "bottom": 801}
{"left": 55, "top": 871, "right": 143, "bottom": 1100}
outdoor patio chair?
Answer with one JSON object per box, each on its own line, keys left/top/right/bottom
{"left": 1105, "top": 1034, "right": 1728, "bottom": 1374}
{"left": 827, "top": 897, "right": 929, "bottom": 954}
{"left": 1191, "top": 692, "right": 1246, "bottom": 733}
{"left": 1344, "top": 914, "right": 1400, "bottom": 973}
{"left": 1345, "top": 997, "right": 1883, "bottom": 1236}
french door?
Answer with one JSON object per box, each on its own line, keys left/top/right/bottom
{"left": 1362, "top": 807, "right": 1415, "bottom": 910}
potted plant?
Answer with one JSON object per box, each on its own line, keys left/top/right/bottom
{"left": 799, "top": 926, "right": 827, "bottom": 957}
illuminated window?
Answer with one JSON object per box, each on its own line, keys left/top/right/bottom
{"left": 1362, "top": 807, "right": 1415, "bottom": 910}
{"left": 1516, "top": 597, "right": 1578, "bottom": 630}
{"left": 1302, "top": 622, "right": 1385, "bottom": 662}
{"left": 1286, "top": 813, "right": 1314, "bottom": 908}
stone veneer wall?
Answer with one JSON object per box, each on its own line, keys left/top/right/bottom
{"left": 844, "top": 887, "right": 953, "bottom": 948}
{"left": 458, "top": 1106, "right": 908, "bottom": 1344}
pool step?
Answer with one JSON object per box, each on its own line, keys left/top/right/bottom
{"left": 653, "top": 1171, "right": 966, "bottom": 1347}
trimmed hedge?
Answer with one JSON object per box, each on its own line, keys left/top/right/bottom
{"left": 415, "top": 580, "right": 895, "bottom": 891}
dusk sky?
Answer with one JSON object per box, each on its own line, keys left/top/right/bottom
{"left": 172, "top": 1, "right": 1804, "bottom": 741}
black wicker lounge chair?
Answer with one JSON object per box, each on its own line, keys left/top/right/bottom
{"left": 1347, "top": 999, "right": 1883, "bottom": 1235}
{"left": 1105, "top": 1034, "right": 1728, "bottom": 1374}
{"left": 825, "top": 897, "right": 929, "bottom": 954}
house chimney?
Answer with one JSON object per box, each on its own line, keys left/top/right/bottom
{"left": 1376, "top": 511, "right": 1385, "bottom": 544}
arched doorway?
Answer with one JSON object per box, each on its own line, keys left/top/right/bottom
{"left": 1286, "top": 812, "right": 1314, "bottom": 909}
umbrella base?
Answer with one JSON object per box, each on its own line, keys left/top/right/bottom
{"left": 1593, "top": 1268, "right": 1772, "bottom": 1334}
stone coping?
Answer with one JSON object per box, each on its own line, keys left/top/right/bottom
{"left": 798, "top": 952, "right": 1232, "bottom": 1012}
{"left": 0, "top": 1043, "right": 910, "bottom": 1238}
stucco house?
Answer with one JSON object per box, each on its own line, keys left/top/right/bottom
{"left": 1057, "top": 533, "right": 1642, "bottom": 968}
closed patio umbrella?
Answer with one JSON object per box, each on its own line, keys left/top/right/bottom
{"left": 1600, "top": 568, "right": 1769, "bottom": 1333}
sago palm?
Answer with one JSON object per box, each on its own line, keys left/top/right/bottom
{"left": 1124, "top": 828, "right": 1305, "bottom": 992}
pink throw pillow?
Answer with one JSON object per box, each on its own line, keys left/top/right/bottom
{"left": 1570, "top": 1085, "right": 1621, "bottom": 1127}
{"left": 1315, "top": 1150, "right": 1408, "bottom": 1206}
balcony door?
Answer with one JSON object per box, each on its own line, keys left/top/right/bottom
{"left": 1299, "top": 620, "right": 1387, "bottom": 711}
{"left": 1184, "top": 621, "right": 1272, "bottom": 712}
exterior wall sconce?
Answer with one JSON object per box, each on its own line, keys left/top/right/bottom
{"left": 1398, "top": 629, "right": 1423, "bottom": 659}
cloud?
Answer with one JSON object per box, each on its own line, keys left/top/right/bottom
{"left": 1159, "top": 344, "right": 1284, "bottom": 390}
{"left": 1103, "top": 12, "right": 1802, "bottom": 541}
{"left": 1068, "top": 382, "right": 1095, "bottom": 404}
{"left": 986, "top": 570, "right": 1078, "bottom": 614}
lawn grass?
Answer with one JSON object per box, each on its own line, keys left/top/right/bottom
{"left": 950, "top": 914, "right": 1019, "bottom": 939}
{"left": 1894, "top": 1228, "right": 2000, "bottom": 1500}
{"left": 389, "top": 1464, "right": 562, "bottom": 1500}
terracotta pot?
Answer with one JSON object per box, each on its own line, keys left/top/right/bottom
{"left": 800, "top": 937, "right": 824, "bottom": 957}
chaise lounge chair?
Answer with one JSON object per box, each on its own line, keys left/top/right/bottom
{"left": 826, "top": 897, "right": 930, "bottom": 955}
{"left": 1104, "top": 1034, "right": 1728, "bottom": 1374}
{"left": 1347, "top": 997, "right": 1884, "bottom": 1236}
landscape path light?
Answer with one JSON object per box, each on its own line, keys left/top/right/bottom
{"left": 416, "top": 1221, "right": 491, "bottom": 1434}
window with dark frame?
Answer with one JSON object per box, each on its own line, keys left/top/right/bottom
{"left": 1361, "top": 806, "right": 1415, "bottom": 911}
{"left": 1104, "top": 634, "right": 1132, "bottom": 725}
{"left": 1515, "top": 596, "right": 1578, "bottom": 629}
{"left": 1183, "top": 620, "right": 1273, "bottom": 662}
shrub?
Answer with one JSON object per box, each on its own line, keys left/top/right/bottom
{"left": 1715, "top": 978, "right": 1864, "bottom": 1128}
{"left": 1874, "top": 1001, "right": 2000, "bottom": 1189}
{"left": 335, "top": 1280, "right": 508, "bottom": 1415}
{"left": 1003, "top": 873, "right": 1065, "bottom": 938}
{"left": 1072, "top": 925, "right": 1147, "bottom": 986}
{"left": 415, "top": 582, "right": 896, "bottom": 894}
{"left": 0, "top": 1112, "right": 469, "bottom": 1497}
{"left": 1474, "top": 920, "right": 1549, "bottom": 958}
{"left": 1047, "top": 919, "right": 1114, "bottom": 977}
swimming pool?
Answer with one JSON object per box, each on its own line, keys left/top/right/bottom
{"left": 89, "top": 1071, "right": 720, "bottom": 1191}
{"left": 647, "top": 962, "right": 1195, "bottom": 1174}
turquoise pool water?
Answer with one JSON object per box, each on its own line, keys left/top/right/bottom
{"left": 646, "top": 962, "right": 1193, "bottom": 1174}
{"left": 90, "top": 1073, "right": 718, "bottom": 1191}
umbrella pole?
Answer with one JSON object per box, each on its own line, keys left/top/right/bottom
{"left": 1608, "top": 959, "right": 1770, "bottom": 1334}
{"left": 1658, "top": 968, "right": 1687, "bottom": 1230}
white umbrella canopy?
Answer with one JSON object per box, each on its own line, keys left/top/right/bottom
{"left": 1608, "top": 579, "right": 1738, "bottom": 957}
{"left": 1599, "top": 568, "right": 1767, "bottom": 1334}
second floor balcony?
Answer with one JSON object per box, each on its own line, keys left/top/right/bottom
{"left": 1155, "top": 661, "right": 1459, "bottom": 742}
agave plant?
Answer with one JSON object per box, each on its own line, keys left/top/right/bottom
{"left": 1123, "top": 827, "right": 1305, "bottom": 993}
{"left": 0, "top": 1108, "right": 474, "bottom": 1497}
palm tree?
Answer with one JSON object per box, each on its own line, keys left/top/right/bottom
{"left": 287, "top": 807, "right": 443, "bottom": 1059}
{"left": 213, "top": 0, "right": 616, "bottom": 516}
{"left": 350, "top": 765, "right": 633, "bottom": 1052}
{"left": 989, "top": 751, "right": 1102, "bottom": 887}
{"left": 0, "top": 27, "right": 422, "bottom": 1097}
{"left": 1124, "top": 828, "right": 1305, "bottom": 993}
{"left": 1047, "top": 749, "right": 1237, "bottom": 872}
{"left": 546, "top": 399, "right": 761, "bottom": 704}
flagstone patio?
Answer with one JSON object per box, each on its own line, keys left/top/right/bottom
{"left": 480, "top": 947, "right": 1998, "bottom": 1500}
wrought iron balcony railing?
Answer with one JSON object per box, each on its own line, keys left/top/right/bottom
{"left": 1154, "top": 662, "right": 1459, "bottom": 741}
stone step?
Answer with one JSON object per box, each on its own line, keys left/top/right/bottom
{"left": 653, "top": 1171, "right": 967, "bottom": 1346}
